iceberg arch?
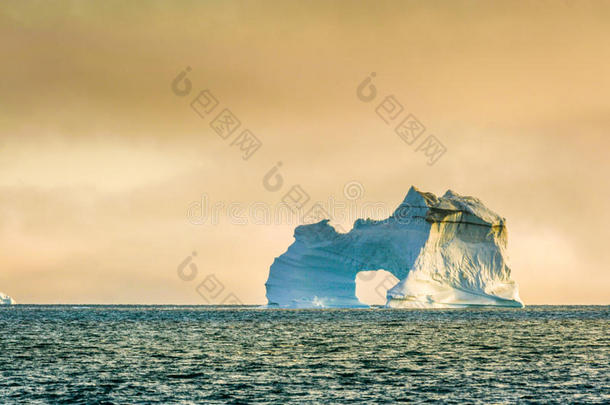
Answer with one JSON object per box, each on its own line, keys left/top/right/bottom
{"left": 354, "top": 270, "right": 399, "bottom": 306}
{"left": 265, "top": 187, "right": 432, "bottom": 308}
{"left": 264, "top": 186, "right": 523, "bottom": 308}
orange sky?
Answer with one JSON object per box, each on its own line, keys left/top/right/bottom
{"left": 1, "top": 0, "right": 609, "bottom": 304}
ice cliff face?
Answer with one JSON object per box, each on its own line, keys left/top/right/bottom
{"left": 387, "top": 189, "right": 522, "bottom": 308}
{"left": 265, "top": 186, "right": 523, "bottom": 308}
{"left": 0, "top": 292, "right": 16, "bottom": 305}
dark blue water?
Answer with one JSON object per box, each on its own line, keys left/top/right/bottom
{"left": 0, "top": 306, "right": 608, "bottom": 404}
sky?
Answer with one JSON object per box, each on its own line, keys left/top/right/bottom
{"left": 1, "top": 0, "right": 609, "bottom": 304}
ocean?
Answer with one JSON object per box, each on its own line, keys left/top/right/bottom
{"left": 0, "top": 305, "right": 608, "bottom": 404}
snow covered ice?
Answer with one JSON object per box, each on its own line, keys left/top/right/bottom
{"left": 0, "top": 292, "right": 16, "bottom": 305}
{"left": 265, "top": 186, "right": 523, "bottom": 308}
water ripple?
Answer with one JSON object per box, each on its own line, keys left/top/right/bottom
{"left": 0, "top": 305, "right": 608, "bottom": 404}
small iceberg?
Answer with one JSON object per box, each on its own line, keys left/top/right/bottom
{"left": 0, "top": 292, "right": 16, "bottom": 305}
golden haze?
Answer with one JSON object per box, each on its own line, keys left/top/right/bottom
{"left": 1, "top": 1, "right": 609, "bottom": 304}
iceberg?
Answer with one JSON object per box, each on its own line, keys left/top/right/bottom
{"left": 0, "top": 292, "right": 16, "bottom": 305}
{"left": 264, "top": 186, "right": 523, "bottom": 308}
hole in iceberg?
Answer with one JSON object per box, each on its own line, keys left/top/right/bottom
{"left": 355, "top": 270, "right": 400, "bottom": 306}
